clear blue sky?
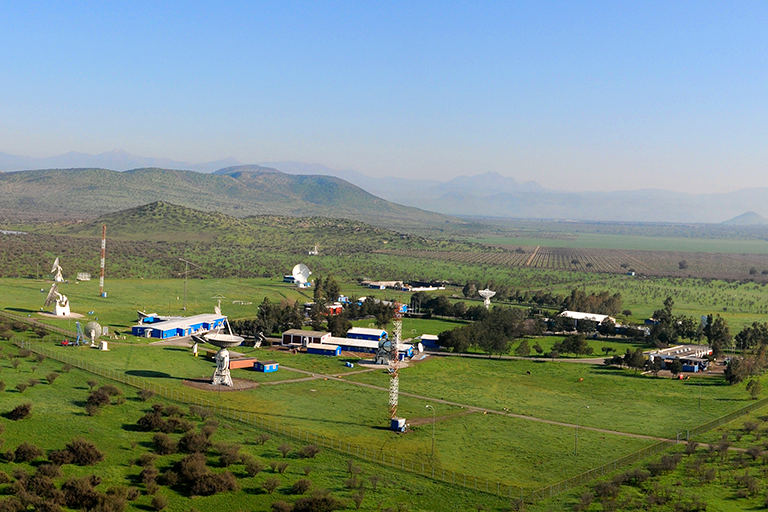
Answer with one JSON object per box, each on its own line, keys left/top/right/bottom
{"left": 1, "top": 1, "right": 766, "bottom": 193}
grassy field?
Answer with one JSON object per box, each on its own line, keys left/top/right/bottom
{"left": 0, "top": 342, "right": 508, "bottom": 512}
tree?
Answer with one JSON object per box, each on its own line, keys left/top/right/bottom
{"left": 322, "top": 275, "right": 341, "bottom": 303}
{"left": 514, "top": 340, "right": 530, "bottom": 357}
{"left": 704, "top": 315, "right": 731, "bottom": 359}
{"left": 746, "top": 379, "right": 762, "bottom": 400}
{"left": 667, "top": 357, "right": 683, "bottom": 377}
{"left": 648, "top": 358, "right": 662, "bottom": 377}
{"left": 326, "top": 315, "right": 352, "bottom": 338}
{"left": 679, "top": 260, "right": 688, "bottom": 270}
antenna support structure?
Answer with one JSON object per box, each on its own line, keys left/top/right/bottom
{"left": 99, "top": 225, "right": 107, "bottom": 297}
{"left": 179, "top": 258, "right": 200, "bottom": 310}
{"left": 388, "top": 302, "right": 405, "bottom": 431}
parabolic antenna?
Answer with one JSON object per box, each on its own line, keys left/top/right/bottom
{"left": 85, "top": 321, "right": 102, "bottom": 338}
{"left": 292, "top": 264, "right": 312, "bottom": 284}
{"left": 478, "top": 288, "right": 496, "bottom": 309}
{"left": 51, "top": 257, "right": 61, "bottom": 274}
{"left": 44, "top": 283, "right": 59, "bottom": 307}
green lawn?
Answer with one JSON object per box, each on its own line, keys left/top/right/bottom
{"left": 346, "top": 356, "right": 752, "bottom": 438}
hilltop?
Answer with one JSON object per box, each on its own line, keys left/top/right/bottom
{"left": 0, "top": 167, "right": 458, "bottom": 229}
{"left": 722, "top": 211, "right": 768, "bottom": 225}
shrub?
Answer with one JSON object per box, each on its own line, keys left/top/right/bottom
{"left": 293, "top": 490, "right": 343, "bottom": 512}
{"left": 140, "top": 467, "right": 159, "bottom": 485}
{"left": 276, "top": 462, "right": 289, "bottom": 474}
{"left": 2, "top": 451, "right": 14, "bottom": 462}
{"left": 85, "top": 403, "right": 101, "bottom": 416}
{"left": 292, "top": 478, "right": 312, "bottom": 494}
{"left": 244, "top": 458, "right": 265, "bottom": 477}
{"left": 201, "top": 424, "right": 217, "bottom": 438}
{"left": 136, "top": 453, "right": 158, "bottom": 467}
{"left": 137, "top": 389, "right": 155, "bottom": 401}
{"left": 46, "top": 372, "right": 59, "bottom": 385}
{"left": 0, "top": 498, "right": 23, "bottom": 512}
{"left": 0, "top": 381, "right": 5, "bottom": 392}
{"left": 137, "top": 412, "right": 167, "bottom": 432}
{"left": 61, "top": 364, "right": 72, "bottom": 373}
{"left": 277, "top": 444, "right": 292, "bottom": 458}
{"left": 15, "top": 383, "right": 27, "bottom": 394}
{"left": 175, "top": 453, "right": 209, "bottom": 482}
{"left": 18, "top": 349, "right": 31, "bottom": 358}
{"left": 271, "top": 501, "right": 292, "bottom": 512}
{"left": 27, "top": 379, "right": 39, "bottom": 387}
{"left": 188, "top": 405, "right": 211, "bottom": 419}
{"left": 298, "top": 444, "right": 320, "bottom": 459}
{"left": 61, "top": 476, "right": 101, "bottom": 510}
{"left": 14, "top": 442, "right": 43, "bottom": 462}
{"left": 98, "top": 385, "right": 122, "bottom": 397}
{"left": 216, "top": 443, "right": 241, "bottom": 467}
{"left": 48, "top": 449, "right": 74, "bottom": 466}
{"left": 352, "top": 490, "right": 365, "bottom": 509}
{"left": 7, "top": 403, "right": 32, "bottom": 420}
{"left": 65, "top": 438, "right": 104, "bottom": 465}
{"left": 10, "top": 359, "right": 20, "bottom": 370}
{"left": 179, "top": 431, "right": 210, "bottom": 453}
{"left": 158, "top": 471, "right": 178, "bottom": 487}
{"left": 35, "top": 464, "right": 61, "bottom": 479}
{"left": 145, "top": 482, "right": 159, "bottom": 495}
{"left": 369, "top": 474, "right": 382, "bottom": 491}
{"left": 152, "top": 433, "right": 177, "bottom": 455}
{"left": 86, "top": 380, "right": 98, "bottom": 391}
{"left": 190, "top": 472, "right": 237, "bottom": 496}
{"left": 126, "top": 487, "right": 140, "bottom": 501}
{"left": 256, "top": 433, "right": 271, "bottom": 445}
{"left": 163, "top": 405, "right": 183, "bottom": 417}
{"left": 262, "top": 477, "right": 280, "bottom": 494}
{"left": 87, "top": 389, "right": 111, "bottom": 408}
{"left": 151, "top": 495, "right": 168, "bottom": 511}
{"left": 303, "top": 466, "right": 312, "bottom": 476}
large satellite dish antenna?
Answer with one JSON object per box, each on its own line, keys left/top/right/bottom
{"left": 478, "top": 288, "right": 496, "bottom": 309}
{"left": 292, "top": 264, "right": 312, "bottom": 287}
{"left": 51, "top": 257, "right": 64, "bottom": 282}
{"left": 44, "top": 283, "right": 59, "bottom": 307}
{"left": 85, "top": 321, "right": 102, "bottom": 347}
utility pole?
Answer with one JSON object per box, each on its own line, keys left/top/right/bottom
{"left": 178, "top": 258, "right": 200, "bottom": 310}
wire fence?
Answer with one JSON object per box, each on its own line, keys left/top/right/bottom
{"left": 11, "top": 337, "right": 768, "bottom": 504}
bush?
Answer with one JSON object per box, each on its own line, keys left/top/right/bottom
{"left": 277, "top": 443, "right": 292, "bottom": 458}
{"left": 87, "top": 389, "right": 111, "bottom": 408}
{"left": 15, "top": 383, "right": 27, "bottom": 394}
{"left": 158, "top": 471, "right": 178, "bottom": 487}
{"left": 2, "top": 451, "right": 14, "bottom": 463}
{"left": 293, "top": 490, "right": 344, "bottom": 512}
{"left": 271, "top": 501, "right": 292, "bottom": 512}
{"left": 65, "top": 438, "right": 104, "bottom": 465}
{"left": 61, "top": 476, "right": 101, "bottom": 510}
{"left": 201, "top": 424, "right": 217, "bottom": 438}
{"left": 46, "top": 372, "right": 59, "bottom": 385}
{"left": 62, "top": 364, "right": 72, "bottom": 373}
{"left": 276, "top": 462, "right": 289, "bottom": 474}
{"left": 292, "top": 478, "right": 312, "bottom": 494}
{"left": 190, "top": 472, "right": 237, "bottom": 496}
{"left": 179, "top": 431, "right": 210, "bottom": 453}
{"left": 27, "top": 379, "right": 39, "bottom": 387}
{"left": 188, "top": 405, "right": 211, "bottom": 419}
{"left": 0, "top": 381, "right": 5, "bottom": 392}
{"left": 244, "top": 458, "right": 265, "bottom": 477}
{"left": 35, "top": 464, "right": 61, "bottom": 479}
{"left": 152, "top": 433, "right": 177, "bottom": 455}
{"left": 298, "top": 445, "right": 320, "bottom": 459}
{"left": 18, "top": 349, "right": 31, "bottom": 358}
{"left": 140, "top": 467, "right": 159, "bottom": 485}
{"left": 262, "top": 477, "right": 280, "bottom": 494}
{"left": 216, "top": 443, "right": 241, "bottom": 467}
{"left": 151, "top": 495, "right": 168, "bottom": 511}
{"left": 86, "top": 380, "right": 98, "bottom": 391}
{"left": 48, "top": 449, "right": 74, "bottom": 466}
{"left": 256, "top": 433, "right": 271, "bottom": 445}
{"left": 7, "top": 403, "right": 32, "bottom": 420}
{"left": 137, "top": 412, "right": 167, "bottom": 432}
{"left": 137, "top": 453, "right": 158, "bottom": 467}
{"left": 85, "top": 403, "right": 101, "bottom": 416}
{"left": 137, "top": 389, "right": 155, "bottom": 401}
{"left": 175, "top": 453, "right": 209, "bottom": 481}
{"left": 97, "top": 385, "right": 121, "bottom": 397}
{"left": 14, "top": 442, "right": 43, "bottom": 462}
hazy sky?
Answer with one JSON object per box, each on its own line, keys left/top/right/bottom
{"left": 1, "top": 2, "right": 766, "bottom": 193}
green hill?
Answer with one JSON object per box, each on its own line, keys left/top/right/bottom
{"left": 0, "top": 167, "right": 458, "bottom": 229}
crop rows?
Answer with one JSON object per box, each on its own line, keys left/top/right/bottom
{"left": 386, "top": 246, "right": 768, "bottom": 281}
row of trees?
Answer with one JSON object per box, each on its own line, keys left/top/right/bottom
{"left": 437, "top": 308, "right": 536, "bottom": 355}
{"left": 461, "top": 283, "right": 623, "bottom": 316}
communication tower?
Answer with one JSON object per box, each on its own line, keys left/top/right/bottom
{"left": 99, "top": 225, "right": 107, "bottom": 297}
{"left": 389, "top": 301, "right": 405, "bottom": 431}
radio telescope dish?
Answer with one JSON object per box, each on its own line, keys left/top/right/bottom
{"left": 85, "top": 321, "right": 102, "bottom": 346}
{"left": 478, "top": 288, "right": 496, "bottom": 309}
{"left": 292, "top": 264, "right": 312, "bottom": 284}
{"left": 51, "top": 257, "right": 64, "bottom": 282}
{"left": 44, "top": 283, "right": 59, "bottom": 307}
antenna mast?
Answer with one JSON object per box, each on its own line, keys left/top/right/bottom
{"left": 99, "top": 225, "right": 106, "bottom": 297}
{"left": 389, "top": 302, "right": 403, "bottom": 420}
{"left": 179, "top": 258, "right": 200, "bottom": 310}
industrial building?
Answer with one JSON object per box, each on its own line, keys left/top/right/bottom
{"left": 281, "top": 329, "right": 331, "bottom": 347}
{"left": 131, "top": 313, "right": 226, "bottom": 339}
{"left": 419, "top": 334, "right": 440, "bottom": 349}
{"left": 347, "top": 327, "right": 388, "bottom": 341}
{"left": 648, "top": 345, "right": 712, "bottom": 373}
{"left": 306, "top": 343, "right": 342, "bottom": 356}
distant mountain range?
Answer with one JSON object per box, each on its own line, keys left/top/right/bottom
{"left": 3, "top": 150, "right": 768, "bottom": 223}
{"left": 0, "top": 166, "right": 455, "bottom": 229}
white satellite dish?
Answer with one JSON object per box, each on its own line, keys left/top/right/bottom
{"left": 85, "top": 321, "right": 102, "bottom": 347}
{"left": 478, "top": 288, "right": 496, "bottom": 309}
{"left": 292, "top": 264, "right": 312, "bottom": 284}
{"left": 417, "top": 342, "right": 424, "bottom": 353}
{"left": 44, "top": 283, "right": 59, "bottom": 307}
{"left": 51, "top": 257, "right": 64, "bottom": 282}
